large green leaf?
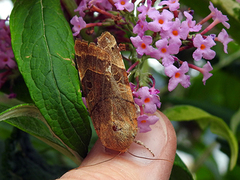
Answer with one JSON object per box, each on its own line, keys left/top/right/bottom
{"left": 9, "top": 0, "right": 91, "bottom": 161}
{"left": 170, "top": 153, "right": 194, "bottom": 180}
{"left": 0, "top": 104, "right": 81, "bottom": 164}
{"left": 164, "top": 105, "right": 238, "bottom": 170}
{"left": 230, "top": 108, "right": 240, "bottom": 138}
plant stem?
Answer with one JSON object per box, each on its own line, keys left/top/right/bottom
{"left": 191, "top": 141, "right": 218, "bottom": 173}
{"left": 61, "top": 0, "right": 79, "bottom": 17}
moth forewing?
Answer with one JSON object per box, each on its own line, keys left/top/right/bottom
{"left": 75, "top": 32, "right": 138, "bottom": 152}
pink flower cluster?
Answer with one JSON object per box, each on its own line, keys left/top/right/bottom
{"left": 0, "top": 18, "right": 17, "bottom": 94}
{"left": 130, "top": 1, "right": 232, "bottom": 91}
{"left": 0, "top": 19, "right": 16, "bottom": 70}
{"left": 130, "top": 82, "right": 161, "bottom": 133}
{"left": 70, "top": 0, "right": 134, "bottom": 36}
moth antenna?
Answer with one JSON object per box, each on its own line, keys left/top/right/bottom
{"left": 127, "top": 151, "right": 173, "bottom": 163}
{"left": 79, "top": 152, "right": 122, "bottom": 168}
{"left": 134, "top": 140, "right": 155, "bottom": 157}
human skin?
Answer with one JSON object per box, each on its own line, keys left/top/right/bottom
{"left": 59, "top": 111, "right": 177, "bottom": 180}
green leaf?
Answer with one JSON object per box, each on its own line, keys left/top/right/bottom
{"left": 10, "top": 0, "right": 91, "bottom": 161}
{"left": 170, "top": 153, "right": 194, "bottom": 180}
{"left": 163, "top": 105, "right": 238, "bottom": 170}
{"left": 230, "top": 108, "right": 240, "bottom": 136}
{"left": 1, "top": 127, "right": 71, "bottom": 180}
{"left": 185, "top": 68, "right": 240, "bottom": 114}
{"left": 0, "top": 104, "right": 81, "bottom": 164}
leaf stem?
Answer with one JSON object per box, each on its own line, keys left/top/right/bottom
{"left": 61, "top": 0, "right": 79, "bottom": 17}
{"left": 191, "top": 141, "right": 218, "bottom": 173}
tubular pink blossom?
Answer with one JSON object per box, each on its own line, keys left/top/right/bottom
{"left": 137, "top": 114, "right": 159, "bottom": 133}
{"left": 217, "top": 29, "right": 233, "bottom": 53}
{"left": 70, "top": 16, "right": 86, "bottom": 36}
{"left": 201, "top": 61, "right": 213, "bottom": 85}
{"left": 159, "top": 0, "right": 180, "bottom": 11}
{"left": 114, "top": 0, "right": 134, "bottom": 12}
{"left": 130, "top": 35, "right": 155, "bottom": 56}
{"left": 165, "top": 62, "right": 191, "bottom": 91}
{"left": 193, "top": 34, "right": 216, "bottom": 61}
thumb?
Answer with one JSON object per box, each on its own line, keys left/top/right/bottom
{"left": 59, "top": 111, "right": 176, "bottom": 180}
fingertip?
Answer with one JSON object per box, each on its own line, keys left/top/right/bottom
{"left": 60, "top": 111, "right": 177, "bottom": 180}
{"left": 127, "top": 110, "right": 176, "bottom": 158}
{"left": 125, "top": 110, "right": 177, "bottom": 179}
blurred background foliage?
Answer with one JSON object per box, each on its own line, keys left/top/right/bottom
{"left": 0, "top": 0, "right": 240, "bottom": 179}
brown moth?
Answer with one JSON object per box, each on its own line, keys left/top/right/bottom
{"left": 75, "top": 32, "right": 138, "bottom": 152}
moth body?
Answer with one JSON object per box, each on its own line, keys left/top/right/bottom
{"left": 75, "top": 32, "right": 138, "bottom": 152}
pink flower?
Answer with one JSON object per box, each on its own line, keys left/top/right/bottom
{"left": 208, "top": 2, "right": 230, "bottom": 29}
{"left": 148, "top": 9, "right": 174, "bottom": 32}
{"left": 201, "top": 61, "right": 213, "bottom": 85}
{"left": 130, "top": 35, "right": 155, "bottom": 56}
{"left": 0, "top": 29, "right": 10, "bottom": 43}
{"left": 134, "top": 86, "right": 161, "bottom": 114}
{"left": 0, "top": 50, "right": 16, "bottom": 69}
{"left": 137, "top": 114, "right": 159, "bottom": 133}
{"left": 133, "top": 20, "right": 148, "bottom": 37}
{"left": 70, "top": 16, "right": 87, "bottom": 36}
{"left": 149, "top": 87, "right": 160, "bottom": 95}
{"left": 159, "top": 0, "right": 180, "bottom": 11}
{"left": 89, "top": 0, "right": 113, "bottom": 11}
{"left": 74, "top": 0, "right": 88, "bottom": 17}
{"left": 114, "top": 0, "right": 134, "bottom": 12}
{"left": 130, "top": 82, "right": 136, "bottom": 91}
{"left": 129, "top": 82, "right": 138, "bottom": 97}
{"left": 0, "top": 19, "right": 5, "bottom": 27}
{"left": 0, "top": 19, "right": 11, "bottom": 52}
{"left": 193, "top": 34, "right": 216, "bottom": 61}
{"left": 165, "top": 62, "right": 191, "bottom": 91}
{"left": 182, "top": 11, "right": 202, "bottom": 32}
{"left": 153, "top": 38, "right": 179, "bottom": 66}
{"left": 188, "top": 62, "right": 213, "bottom": 85}
{"left": 137, "top": 0, "right": 158, "bottom": 19}
{"left": 160, "top": 18, "right": 189, "bottom": 45}
{"left": 217, "top": 29, "right": 233, "bottom": 54}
